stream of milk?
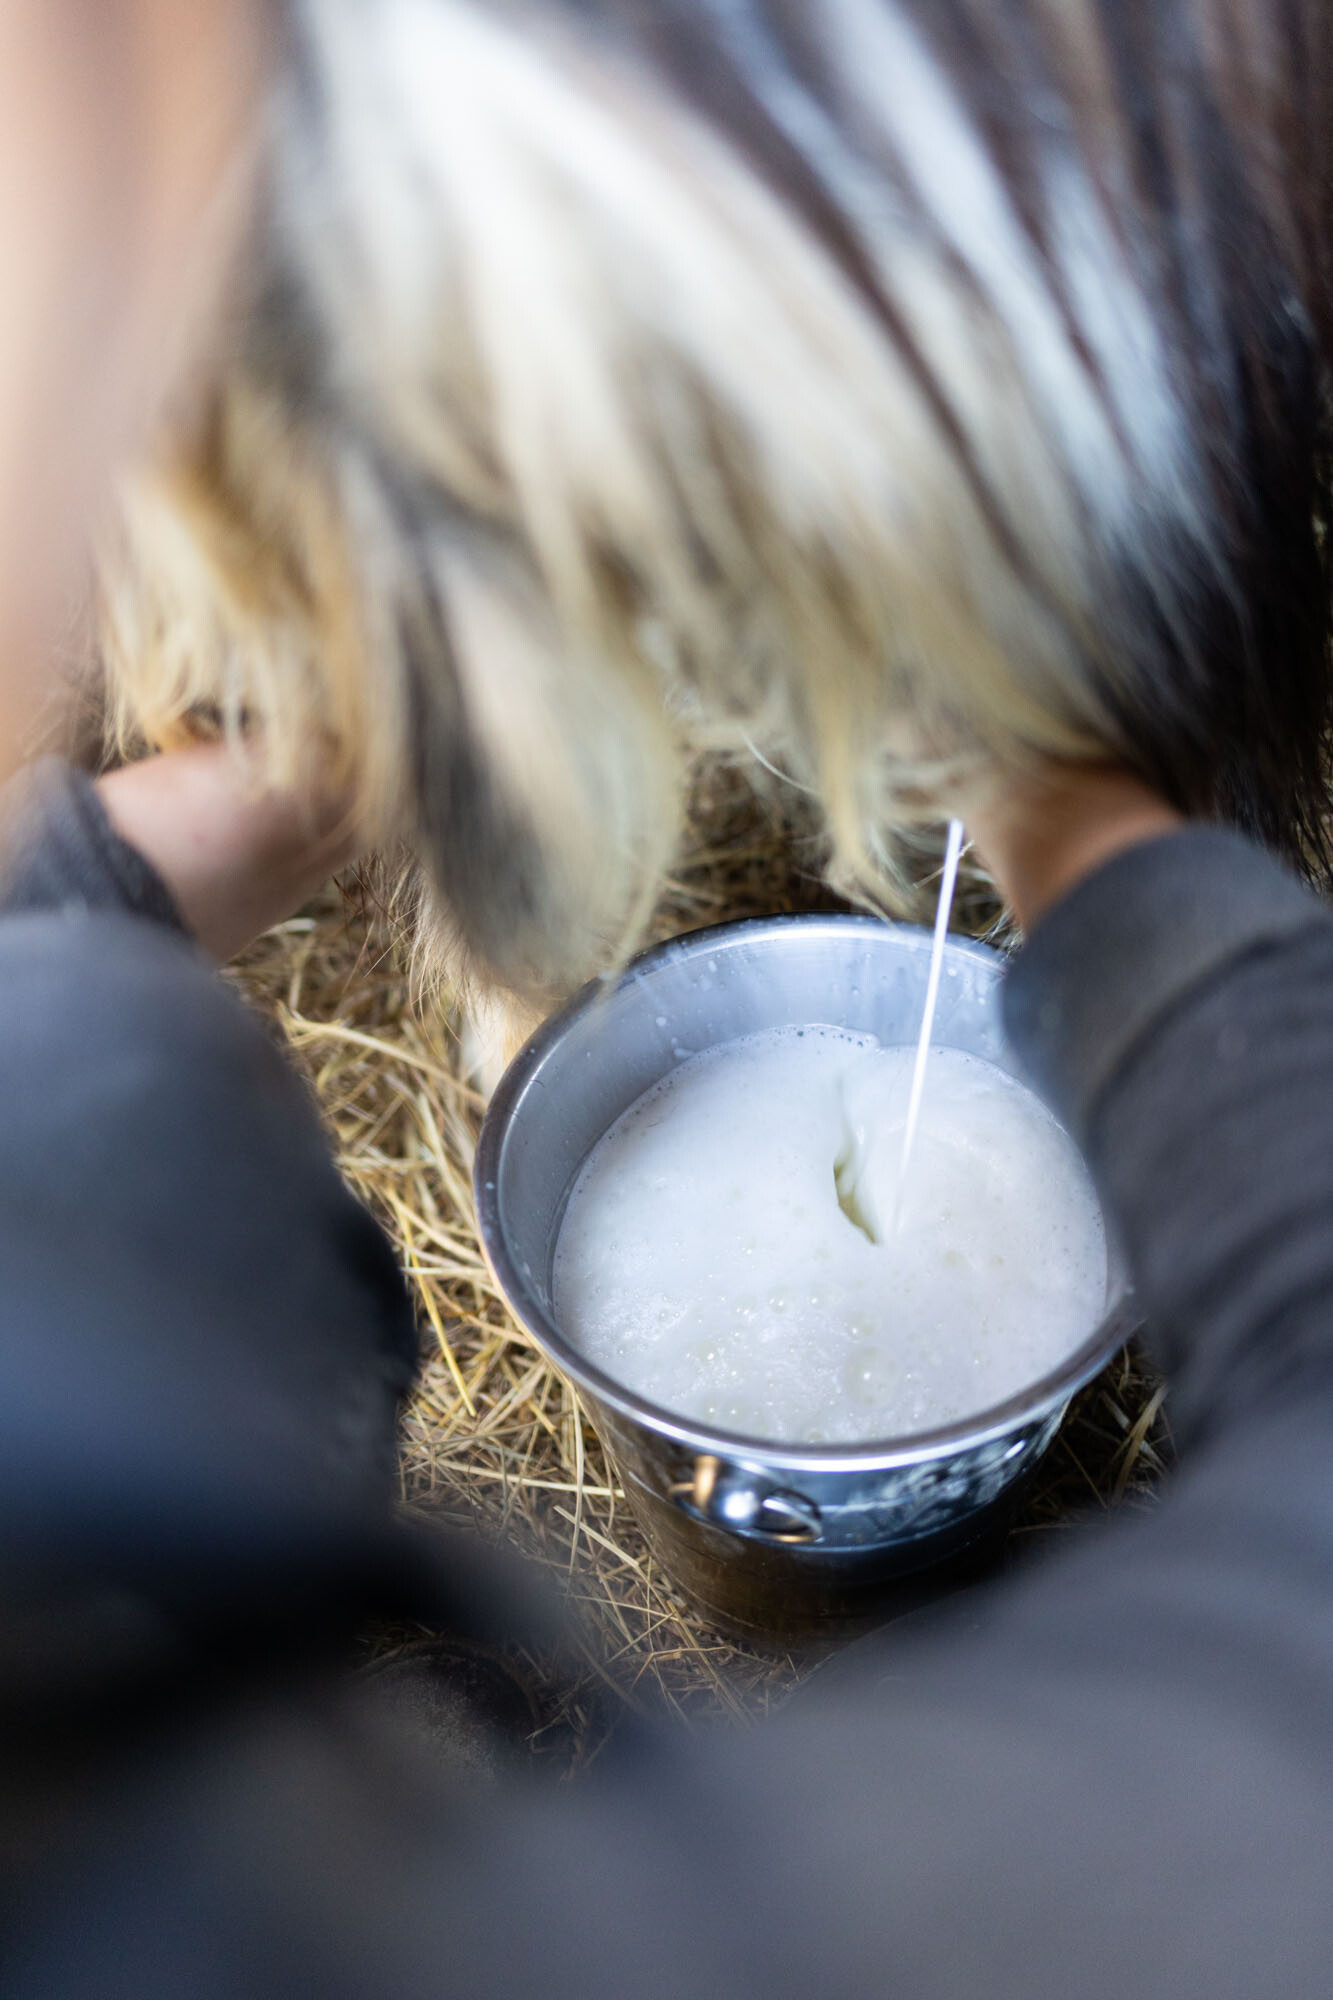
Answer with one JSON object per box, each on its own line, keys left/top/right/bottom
{"left": 889, "top": 817, "right": 966, "bottom": 1231}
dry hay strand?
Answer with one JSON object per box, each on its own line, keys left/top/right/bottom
{"left": 229, "top": 767, "right": 1171, "bottom": 1741}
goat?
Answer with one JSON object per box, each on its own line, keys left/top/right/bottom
{"left": 94, "top": 0, "right": 1333, "bottom": 1032}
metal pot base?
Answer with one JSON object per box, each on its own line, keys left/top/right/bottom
{"left": 620, "top": 1464, "right": 1021, "bottom": 1650}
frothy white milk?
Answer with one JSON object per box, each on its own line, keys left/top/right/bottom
{"left": 553, "top": 1028, "right": 1105, "bottom": 1444}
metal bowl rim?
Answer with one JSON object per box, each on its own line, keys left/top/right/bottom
{"left": 474, "top": 911, "right": 1140, "bottom": 1475}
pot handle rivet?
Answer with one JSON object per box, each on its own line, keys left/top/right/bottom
{"left": 748, "top": 1489, "right": 822, "bottom": 1543}
{"left": 669, "top": 1456, "right": 823, "bottom": 1544}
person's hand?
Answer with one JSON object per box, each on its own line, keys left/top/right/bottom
{"left": 962, "top": 762, "right": 1182, "bottom": 932}
{"left": 97, "top": 742, "right": 363, "bottom": 962}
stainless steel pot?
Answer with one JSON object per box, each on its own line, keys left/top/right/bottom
{"left": 474, "top": 914, "right": 1137, "bottom": 1645}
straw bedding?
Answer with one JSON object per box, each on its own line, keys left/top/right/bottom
{"left": 230, "top": 765, "right": 1171, "bottom": 1756}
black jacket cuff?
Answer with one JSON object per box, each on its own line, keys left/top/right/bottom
{"left": 1002, "top": 827, "right": 1322, "bottom": 1143}
{"left": 0, "top": 756, "right": 188, "bottom": 935}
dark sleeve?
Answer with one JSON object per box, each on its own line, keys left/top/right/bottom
{"left": 1003, "top": 825, "right": 1333, "bottom": 1453}
{"left": 0, "top": 755, "right": 188, "bottom": 931}
{"left": 0, "top": 759, "right": 421, "bottom": 1665}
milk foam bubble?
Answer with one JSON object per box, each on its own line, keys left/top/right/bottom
{"left": 552, "top": 1026, "right": 1105, "bottom": 1444}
